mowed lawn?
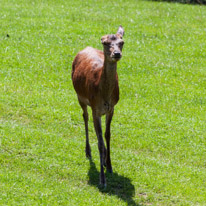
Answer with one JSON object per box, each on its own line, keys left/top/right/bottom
{"left": 0, "top": 0, "right": 206, "bottom": 205}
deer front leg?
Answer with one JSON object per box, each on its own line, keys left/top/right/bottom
{"left": 105, "top": 110, "right": 114, "bottom": 173}
{"left": 92, "top": 112, "right": 106, "bottom": 187}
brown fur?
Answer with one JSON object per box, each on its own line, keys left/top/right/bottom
{"left": 72, "top": 47, "right": 119, "bottom": 115}
{"left": 72, "top": 26, "right": 124, "bottom": 186}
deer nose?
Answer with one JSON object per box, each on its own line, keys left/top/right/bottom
{"left": 114, "top": 51, "right": 121, "bottom": 58}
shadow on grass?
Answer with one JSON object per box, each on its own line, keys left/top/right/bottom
{"left": 88, "top": 160, "right": 139, "bottom": 206}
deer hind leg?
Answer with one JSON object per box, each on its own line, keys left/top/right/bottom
{"left": 105, "top": 110, "right": 114, "bottom": 173}
{"left": 92, "top": 111, "right": 106, "bottom": 187}
{"left": 78, "top": 99, "right": 91, "bottom": 158}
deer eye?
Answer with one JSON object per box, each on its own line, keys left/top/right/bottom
{"left": 103, "top": 42, "right": 110, "bottom": 46}
{"left": 119, "top": 41, "right": 124, "bottom": 46}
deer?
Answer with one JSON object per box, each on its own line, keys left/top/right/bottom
{"left": 71, "top": 26, "right": 124, "bottom": 187}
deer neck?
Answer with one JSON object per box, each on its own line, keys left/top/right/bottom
{"left": 101, "top": 57, "right": 117, "bottom": 100}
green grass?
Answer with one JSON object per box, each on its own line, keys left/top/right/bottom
{"left": 0, "top": 0, "right": 206, "bottom": 205}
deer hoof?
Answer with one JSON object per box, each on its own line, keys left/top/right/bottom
{"left": 107, "top": 168, "right": 113, "bottom": 174}
{"left": 85, "top": 148, "right": 91, "bottom": 159}
{"left": 99, "top": 181, "right": 107, "bottom": 188}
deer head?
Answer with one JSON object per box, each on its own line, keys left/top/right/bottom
{"left": 101, "top": 26, "right": 124, "bottom": 62}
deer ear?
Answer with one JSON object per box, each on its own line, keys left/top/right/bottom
{"left": 117, "top": 25, "right": 124, "bottom": 38}
{"left": 101, "top": 35, "right": 108, "bottom": 44}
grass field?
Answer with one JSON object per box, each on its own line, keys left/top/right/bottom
{"left": 1, "top": 0, "right": 206, "bottom": 205}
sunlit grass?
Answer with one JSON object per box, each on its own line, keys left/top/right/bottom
{"left": 0, "top": 0, "right": 206, "bottom": 205}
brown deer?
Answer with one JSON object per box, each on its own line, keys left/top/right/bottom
{"left": 72, "top": 26, "right": 124, "bottom": 187}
